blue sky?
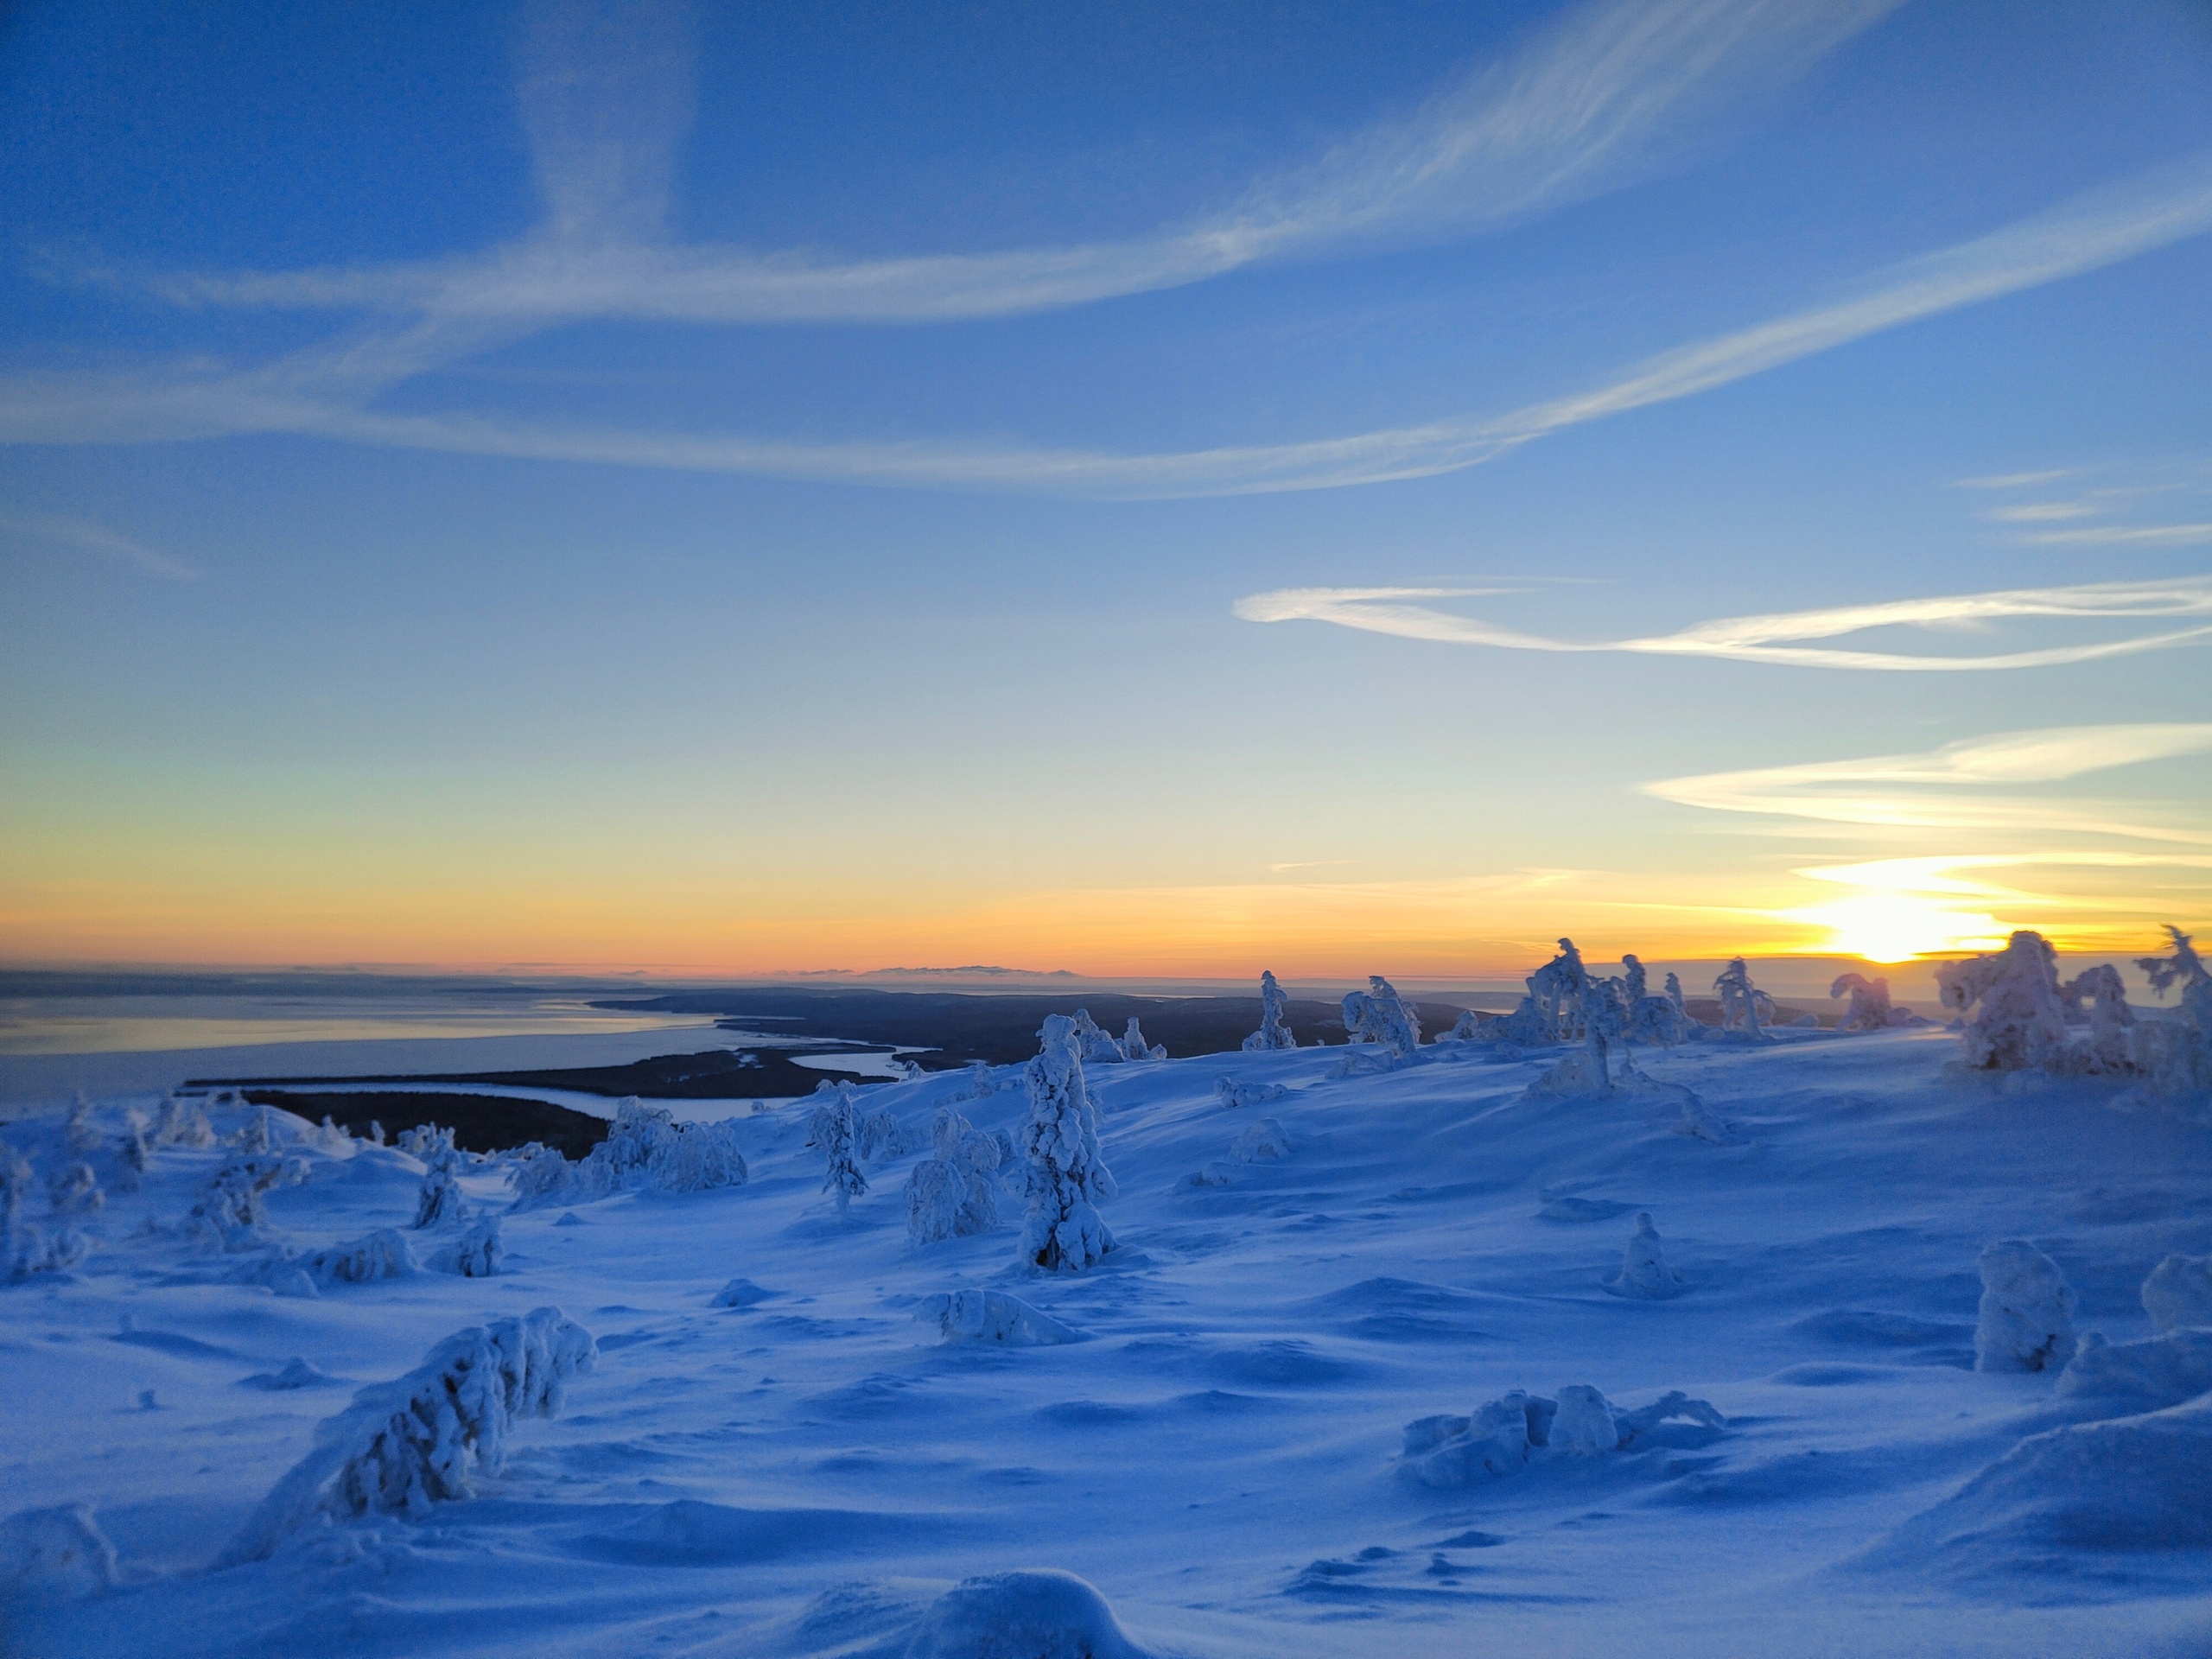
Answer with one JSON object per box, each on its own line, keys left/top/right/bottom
{"left": 2, "top": 0, "right": 2209, "bottom": 974}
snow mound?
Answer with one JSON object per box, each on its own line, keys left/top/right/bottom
{"left": 711, "top": 1277, "right": 779, "bottom": 1308}
{"left": 0, "top": 1503, "right": 118, "bottom": 1602}
{"left": 240, "top": 1358, "right": 345, "bottom": 1391}
{"left": 2056, "top": 1329, "right": 2212, "bottom": 1412}
{"left": 1871, "top": 1395, "right": 2212, "bottom": 1577}
{"left": 1230, "top": 1119, "right": 1291, "bottom": 1163}
{"left": 432, "top": 1215, "right": 503, "bottom": 1278}
{"left": 1974, "top": 1239, "right": 2076, "bottom": 1373}
{"left": 899, "top": 1568, "right": 1151, "bottom": 1659}
{"left": 1213, "top": 1076, "right": 1287, "bottom": 1109}
{"left": 1402, "top": 1386, "right": 1722, "bottom": 1487}
{"left": 220, "top": 1305, "right": 596, "bottom": 1563}
{"left": 1184, "top": 1162, "right": 1236, "bottom": 1188}
{"left": 918, "top": 1288, "right": 1081, "bottom": 1346}
{"left": 1605, "top": 1213, "right": 1686, "bottom": 1299}
{"left": 2141, "top": 1251, "right": 2212, "bottom": 1332}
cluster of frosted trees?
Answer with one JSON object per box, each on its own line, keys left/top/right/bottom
{"left": 1937, "top": 925, "right": 2212, "bottom": 1091}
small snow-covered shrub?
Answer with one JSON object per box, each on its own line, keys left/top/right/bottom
{"left": 905, "top": 1107, "right": 1001, "bottom": 1246}
{"left": 220, "top": 1306, "right": 596, "bottom": 1563}
{"left": 1974, "top": 1238, "right": 2076, "bottom": 1373}
{"left": 442, "top": 1215, "right": 503, "bottom": 1278}
{"left": 0, "top": 1503, "right": 118, "bottom": 1601}
{"left": 1119, "top": 1017, "right": 1165, "bottom": 1061}
{"left": 1606, "top": 1212, "right": 1685, "bottom": 1299}
{"left": 4, "top": 1155, "right": 92, "bottom": 1281}
{"left": 1019, "top": 1014, "right": 1116, "bottom": 1272}
{"left": 1402, "top": 1387, "right": 1721, "bottom": 1487}
{"left": 414, "top": 1160, "right": 465, "bottom": 1230}
{"left": 811, "top": 1085, "right": 868, "bottom": 1215}
{"left": 2128, "top": 925, "right": 2212, "bottom": 1096}
{"left": 1340, "top": 976, "right": 1421, "bottom": 1062}
{"left": 647, "top": 1116, "right": 748, "bottom": 1193}
{"left": 1674, "top": 1089, "right": 1728, "bottom": 1144}
{"left": 711, "top": 1276, "right": 775, "bottom": 1308}
{"left": 47, "top": 1161, "right": 103, "bottom": 1219}
{"left": 917, "top": 1288, "right": 1080, "bottom": 1345}
{"left": 186, "top": 1156, "right": 309, "bottom": 1250}
{"left": 153, "top": 1095, "right": 215, "bottom": 1148}
{"left": 1242, "top": 970, "right": 1298, "bottom": 1051}
{"left": 395, "top": 1123, "right": 450, "bottom": 1158}
{"left": 1214, "top": 1076, "right": 1287, "bottom": 1109}
{"left": 1937, "top": 931, "right": 2075, "bottom": 1071}
{"left": 2061, "top": 963, "right": 2136, "bottom": 1071}
{"left": 297, "top": 1228, "right": 417, "bottom": 1287}
{"left": 1230, "top": 1119, "right": 1290, "bottom": 1163}
{"left": 116, "top": 1115, "right": 152, "bottom": 1192}
{"left": 2142, "top": 1252, "right": 2212, "bottom": 1332}
{"left": 1625, "top": 989, "right": 1694, "bottom": 1047}
{"left": 233, "top": 1103, "right": 283, "bottom": 1155}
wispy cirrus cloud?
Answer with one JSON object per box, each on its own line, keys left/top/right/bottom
{"left": 1643, "top": 722, "right": 2212, "bottom": 842}
{"left": 104, "top": 0, "right": 1900, "bottom": 327}
{"left": 0, "top": 510, "right": 200, "bottom": 580}
{"left": 1961, "top": 457, "right": 2212, "bottom": 549}
{"left": 1235, "top": 576, "right": 2212, "bottom": 671}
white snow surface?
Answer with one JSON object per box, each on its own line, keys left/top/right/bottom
{"left": 4, "top": 1027, "right": 2212, "bottom": 1656}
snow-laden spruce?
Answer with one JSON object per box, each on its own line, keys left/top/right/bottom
{"left": 412, "top": 1129, "right": 466, "bottom": 1230}
{"left": 184, "top": 1155, "right": 308, "bottom": 1252}
{"left": 221, "top": 1306, "right": 596, "bottom": 1563}
{"left": 1340, "top": 975, "right": 1421, "bottom": 1064}
{"left": 856, "top": 1107, "right": 910, "bottom": 1163}
{"left": 1974, "top": 1238, "right": 2077, "bottom": 1373}
{"left": 1018, "top": 1014, "right": 1116, "bottom": 1272}
{"left": 2131, "top": 925, "right": 2212, "bottom": 1096}
{"left": 811, "top": 1084, "right": 868, "bottom": 1216}
{"left": 1832, "top": 972, "right": 1902, "bottom": 1031}
{"left": 46, "top": 1161, "right": 103, "bottom": 1220}
{"left": 906, "top": 1105, "right": 1001, "bottom": 1245}
{"left": 152, "top": 1095, "right": 214, "bottom": 1148}
{"left": 1401, "top": 1386, "right": 1723, "bottom": 1487}
{"left": 1070, "top": 1008, "right": 1129, "bottom": 1066}
{"left": 1241, "top": 969, "right": 1298, "bottom": 1051}
{"left": 1938, "top": 931, "right": 2075, "bottom": 1071}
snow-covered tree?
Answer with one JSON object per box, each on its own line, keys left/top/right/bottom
{"left": 220, "top": 1306, "right": 596, "bottom": 1563}
{"left": 413, "top": 1133, "right": 466, "bottom": 1230}
{"left": 2063, "top": 963, "right": 2136, "bottom": 1070}
{"left": 1974, "top": 1238, "right": 2076, "bottom": 1373}
{"left": 63, "top": 1095, "right": 102, "bottom": 1155}
{"left": 906, "top": 1105, "right": 1001, "bottom": 1245}
{"left": 1241, "top": 970, "right": 1298, "bottom": 1051}
{"left": 1069, "top": 1009, "right": 1128, "bottom": 1065}
{"left": 48, "top": 1161, "right": 104, "bottom": 1219}
{"left": 1214, "top": 1075, "right": 1287, "bottom": 1109}
{"left": 1018, "top": 1014, "right": 1116, "bottom": 1272}
{"left": 234, "top": 1103, "right": 281, "bottom": 1155}
{"left": 1936, "top": 931, "right": 2073, "bottom": 1071}
{"left": 2130, "top": 925, "right": 2212, "bottom": 1094}
{"left": 1712, "top": 957, "right": 1772, "bottom": 1037}
{"left": 1664, "top": 972, "right": 1688, "bottom": 1014}
{"left": 186, "top": 1156, "right": 308, "bottom": 1251}
{"left": 813, "top": 1084, "right": 868, "bottom": 1215}
{"left": 153, "top": 1095, "right": 214, "bottom": 1148}
{"left": 296, "top": 1227, "right": 417, "bottom": 1286}
{"left": 1119, "top": 1017, "right": 1166, "bottom": 1061}
{"left": 1830, "top": 972, "right": 1896, "bottom": 1032}
{"left": 445, "top": 1215, "right": 503, "bottom": 1278}
{"left": 1341, "top": 976, "right": 1421, "bottom": 1061}
{"left": 113, "top": 1113, "right": 153, "bottom": 1192}
{"left": 856, "top": 1107, "right": 907, "bottom": 1162}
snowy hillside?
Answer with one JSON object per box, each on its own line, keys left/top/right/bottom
{"left": 6, "top": 1015, "right": 2212, "bottom": 1656}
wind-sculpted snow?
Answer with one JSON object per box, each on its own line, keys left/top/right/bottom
{"left": 13, "top": 1005, "right": 2212, "bottom": 1657}
{"left": 1214, "top": 1076, "right": 1287, "bottom": 1109}
{"left": 221, "top": 1306, "right": 596, "bottom": 1563}
{"left": 900, "top": 1569, "right": 1152, "bottom": 1659}
{"left": 0, "top": 1504, "right": 118, "bottom": 1603}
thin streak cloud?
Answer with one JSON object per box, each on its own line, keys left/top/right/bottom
{"left": 1234, "top": 577, "right": 2212, "bottom": 671}
{"left": 0, "top": 510, "right": 200, "bottom": 581}
{"left": 1643, "top": 722, "right": 2212, "bottom": 843}
{"left": 112, "top": 0, "right": 1900, "bottom": 326}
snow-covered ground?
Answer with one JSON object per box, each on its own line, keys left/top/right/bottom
{"left": 5, "top": 1027, "right": 2209, "bottom": 1657}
